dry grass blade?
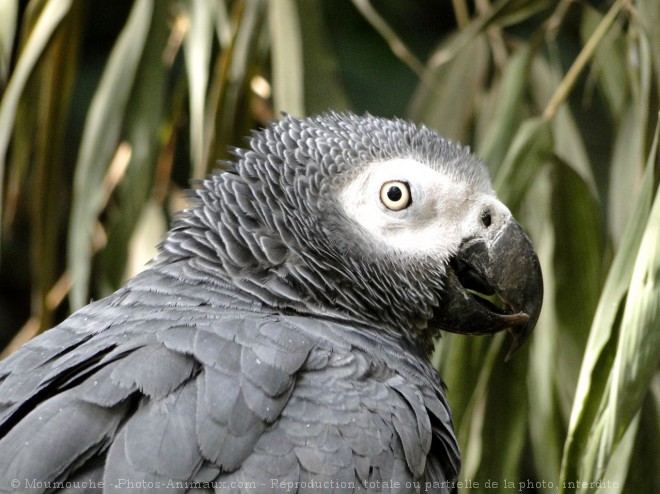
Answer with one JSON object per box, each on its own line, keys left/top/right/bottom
{"left": 350, "top": 0, "right": 425, "bottom": 78}
{"left": 424, "top": 0, "right": 514, "bottom": 70}
{"left": 209, "top": 0, "right": 268, "bottom": 165}
{"left": 0, "top": 0, "right": 72, "bottom": 237}
{"left": 580, "top": 5, "right": 627, "bottom": 119}
{"left": 29, "top": 1, "right": 82, "bottom": 333}
{"left": 0, "top": 0, "right": 18, "bottom": 84}
{"left": 543, "top": 0, "right": 627, "bottom": 119}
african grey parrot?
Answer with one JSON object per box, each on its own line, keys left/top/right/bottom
{"left": 0, "top": 113, "right": 542, "bottom": 493}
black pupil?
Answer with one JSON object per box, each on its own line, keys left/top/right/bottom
{"left": 481, "top": 210, "right": 492, "bottom": 227}
{"left": 387, "top": 186, "right": 403, "bottom": 202}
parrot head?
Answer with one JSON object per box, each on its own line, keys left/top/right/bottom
{"left": 170, "top": 113, "right": 543, "bottom": 356}
{"left": 337, "top": 153, "right": 542, "bottom": 360}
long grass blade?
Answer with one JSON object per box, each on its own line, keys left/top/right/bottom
{"left": 559, "top": 117, "right": 660, "bottom": 492}
{"left": 28, "top": 1, "right": 82, "bottom": 332}
{"left": 67, "top": 0, "right": 154, "bottom": 310}
{"left": 623, "top": 390, "right": 660, "bottom": 491}
{"left": 0, "top": 0, "right": 18, "bottom": 85}
{"left": 269, "top": 0, "right": 304, "bottom": 116}
{"left": 350, "top": 0, "right": 425, "bottom": 78}
{"left": 579, "top": 178, "right": 660, "bottom": 487}
{"left": 607, "top": 13, "right": 652, "bottom": 245}
{"left": 0, "top": 0, "right": 72, "bottom": 237}
{"left": 209, "top": 0, "right": 268, "bottom": 165}
{"left": 543, "top": 0, "right": 627, "bottom": 120}
{"left": 524, "top": 169, "right": 563, "bottom": 491}
{"left": 96, "top": 2, "right": 169, "bottom": 296}
{"left": 297, "top": 0, "right": 351, "bottom": 115}
{"left": 183, "top": 0, "right": 214, "bottom": 179}
{"left": 409, "top": 34, "right": 489, "bottom": 141}
{"left": 636, "top": 0, "right": 660, "bottom": 102}
{"left": 493, "top": 116, "right": 553, "bottom": 213}
{"left": 580, "top": 5, "right": 627, "bottom": 120}
{"left": 476, "top": 45, "right": 533, "bottom": 171}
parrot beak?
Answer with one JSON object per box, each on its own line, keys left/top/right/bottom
{"left": 432, "top": 217, "right": 543, "bottom": 361}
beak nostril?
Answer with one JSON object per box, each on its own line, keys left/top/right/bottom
{"left": 481, "top": 210, "right": 492, "bottom": 228}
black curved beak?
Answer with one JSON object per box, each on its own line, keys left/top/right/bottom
{"left": 431, "top": 218, "right": 543, "bottom": 361}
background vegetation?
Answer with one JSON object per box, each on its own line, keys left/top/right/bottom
{"left": 0, "top": 0, "right": 658, "bottom": 492}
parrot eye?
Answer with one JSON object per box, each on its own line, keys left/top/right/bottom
{"left": 380, "top": 181, "right": 411, "bottom": 211}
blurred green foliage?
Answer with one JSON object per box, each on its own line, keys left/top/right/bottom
{"left": 0, "top": 1, "right": 659, "bottom": 492}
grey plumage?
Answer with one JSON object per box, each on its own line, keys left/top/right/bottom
{"left": 0, "top": 113, "right": 542, "bottom": 493}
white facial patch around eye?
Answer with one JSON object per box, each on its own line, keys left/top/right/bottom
{"left": 339, "top": 158, "right": 486, "bottom": 257}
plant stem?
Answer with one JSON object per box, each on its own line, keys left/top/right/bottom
{"left": 543, "top": 0, "right": 628, "bottom": 120}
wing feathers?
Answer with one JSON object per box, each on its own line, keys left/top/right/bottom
{"left": 0, "top": 285, "right": 458, "bottom": 491}
{"left": 0, "top": 395, "right": 130, "bottom": 488}
{"left": 110, "top": 344, "right": 197, "bottom": 399}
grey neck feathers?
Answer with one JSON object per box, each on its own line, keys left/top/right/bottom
{"left": 155, "top": 114, "right": 458, "bottom": 354}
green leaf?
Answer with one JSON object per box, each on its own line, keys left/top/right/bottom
{"left": 436, "top": 333, "right": 501, "bottom": 443}
{"left": 623, "top": 390, "right": 660, "bottom": 492}
{"left": 67, "top": 0, "right": 154, "bottom": 310}
{"left": 97, "top": 1, "right": 169, "bottom": 296}
{"left": 523, "top": 169, "right": 564, "bottom": 490}
{"left": 580, "top": 5, "right": 628, "bottom": 120}
{"left": 476, "top": 45, "right": 533, "bottom": 171}
{"left": 635, "top": 0, "right": 660, "bottom": 105}
{"left": 578, "top": 178, "right": 660, "bottom": 487}
{"left": 598, "top": 411, "right": 639, "bottom": 494}
{"left": 27, "top": 1, "right": 82, "bottom": 331}
{"left": 524, "top": 159, "right": 604, "bottom": 488}
{"left": 560, "top": 118, "right": 659, "bottom": 492}
{"left": 549, "top": 159, "right": 603, "bottom": 351}
{"left": 528, "top": 48, "right": 597, "bottom": 196}
{"left": 409, "top": 34, "right": 489, "bottom": 141}
{"left": 0, "top": 0, "right": 72, "bottom": 233}
{"left": 270, "top": 0, "right": 304, "bottom": 116}
{"left": 551, "top": 106, "right": 597, "bottom": 198}
{"left": 183, "top": 0, "right": 215, "bottom": 179}
{"left": 297, "top": 0, "right": 351, "bottom": 114}
{"left": 493, "top": 116, "right": 553, "bottom": 212}
{"left": 466, "top": 343, "right": 530, "bottom": 488}
{"left": 607, "top": 14, "right": 652, "bottom": 245}
{"left": 608, "top": 106, "right": 648, "bottom": 245}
